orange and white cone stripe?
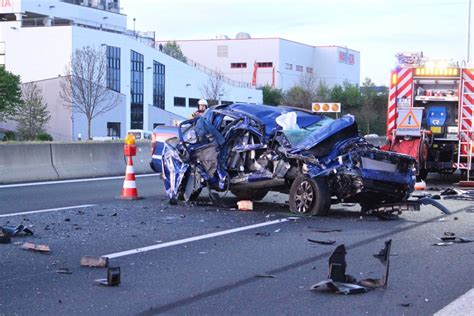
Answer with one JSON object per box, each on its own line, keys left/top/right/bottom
{"left": 120, "top": 156, "right": 141, "bottom": 199}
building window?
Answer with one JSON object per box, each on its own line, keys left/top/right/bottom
{"left": 306, "top": 67, "right": 313, "bottom": 74}
{"left": 285, "top": 63, "right": 292, "bottom": 70}
{"left": 296, "top": 65, "right": 303, "bottom": 72}
{"left": 189, "top": 98, "right": 200, "bottom": 108}
{"left": 153, "top": 60, "right": 165, "bottom": 109}
{"left": 107, "top": 122, "right": 121, "bottom": 138}
{"left": 130, "top": 50, "right": 144, "bottom": 129}
{"left": 257, "top": 62, "right": 273, "bottom": 68}
{"left": 174, "top": 97, "right": 186, "bottom": 107}
{"left": 221, "top": 100, "right": 233, "bottom": 105}
{"left": 106, "top": 46, "right": 120, "bottom": 92}
{"left": 217, "top": 45, "right": 228, "bottom": 58}
{"left": 231, "top": 62, "right": 247, "bottom": 69}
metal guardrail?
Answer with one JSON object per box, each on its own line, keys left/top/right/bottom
{"left": 184, "top": 58, "right": 254, "bottom": 89}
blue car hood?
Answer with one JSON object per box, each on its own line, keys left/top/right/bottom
{"left": 289, "top": 115, "right": 357, "bottom": 152}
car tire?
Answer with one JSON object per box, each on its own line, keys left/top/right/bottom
{"left": 230, "top": 189, "right": 269, "bottom": 201}
{"left": 289, "top": 175, "right": 330, "bottom": 216}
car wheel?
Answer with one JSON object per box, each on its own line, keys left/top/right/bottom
{"left": 289, "top": 176, "right": 330, "bottom": 216}
{"left": 230, "top": 189, "right": 269, "bottom": 201}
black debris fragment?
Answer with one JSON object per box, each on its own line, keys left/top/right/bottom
{"left": 399, "top": 303, "right": 411, "bottom": 307}
{"left": 255, "top": 232, "right": 271, "bottom": 237}
{"left": 307, "top": 239, "right": 336, "bottom": 245}
{"left": 95, "top": 267, "right": 121, "bottom": 286}
{"left": 56, "top": 268, "right": 73, "bottom": 275}
{"left": 111, "top": 213, "right": 118, "bottom": 217}
{"left": 0, "top": 234, "right": 11, "bottom": 244}
{"left": 310, "top": 240, "right": 392, "bottom": 295}
{"left": 310, "top": 229, "right": 342, "bottom": 233}
{"left": 433, "top": 233, "right": 474, "bottom": 246}
{"left": 1, "top": 224, "right": 33, "bottom": 237}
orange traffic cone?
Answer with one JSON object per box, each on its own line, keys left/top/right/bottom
{"left": 119, "top": 156, "right": 142, "bottom": 200}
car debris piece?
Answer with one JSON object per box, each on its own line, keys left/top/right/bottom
{"left": 1, "top": 224, "right": 33, "bottom": 237}
{"left": 95, "top": 267, "right": 121, "bottom": 286}
{"left": 56, "top": 268, "right": 73, "bottom": 275}
{"left": 80, "top": 256, "right": 109, "bottom": 268}
{"left": 365, "top": 197, "right": 450, "bottom": 217}
{"left": 310, "top": 240, "right": 392, "bottom": 295}
{"left": 20, "top": 242, "right": 51, "bottom": 253}
{"left": 237, "top": 200, "right": 253, "bottom": 211}
{"left": 310, "top": 229, "right": 342, "bottom": 233}
{"left": 255, "top": 232, "right": 271, "bottom": 237}
{"left": 307, "top": 239, "right": 336, "bottom": 245}
{"left": 442, "top": 189, "right": 474, "bottom": 201}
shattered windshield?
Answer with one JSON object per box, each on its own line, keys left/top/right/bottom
{"left": 282, "top": 117, "right": 335, "bottom": 147}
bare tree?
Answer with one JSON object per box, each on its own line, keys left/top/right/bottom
{"left": 283, "top": 73, "right": 317, "bottom": 109}
{"left": 60, "top": 46, "right": 119, "bottom": 139}
{"left": 201, "top": 70, "right": 227, "bottom": 106}
{"left": 14, "top": 82, "right": 51, "bottom": 140}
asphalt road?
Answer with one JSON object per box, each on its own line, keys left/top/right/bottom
{"left": 0, "top": 174, "right": 473, "bottom": 315}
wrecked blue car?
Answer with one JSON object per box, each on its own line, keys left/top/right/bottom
{"left": 161, "top": 103, "right": 416, "bottom": 216}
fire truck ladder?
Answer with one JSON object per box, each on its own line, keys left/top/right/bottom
{"left": 458, "top": 75, "right": 474, "bottom": 180}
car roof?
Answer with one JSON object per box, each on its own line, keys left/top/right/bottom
{"left": 214, "top": 103, "right": 323, "bottom": 135}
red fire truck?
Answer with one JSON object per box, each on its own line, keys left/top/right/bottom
{"left": 385, "top": 53, "right": 473, "bottom": 181}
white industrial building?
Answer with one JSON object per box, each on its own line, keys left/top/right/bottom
{"left": 0, "top": 0, "right": 262, "bottom": 141}
{"left": 160, "top": 35, "right": 360, "bottom": 91}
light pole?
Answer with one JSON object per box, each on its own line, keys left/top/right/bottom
{"left": 133, "top": 17, "right": 136, "bottom": 38}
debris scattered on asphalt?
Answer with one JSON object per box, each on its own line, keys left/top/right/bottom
{"left": 466, "top": 208, "right": 474, "bottom": 213}
{"left": 310, "top": 240, "right": 392, "bottom": 295}
{"left": 442, "top": 189, "right": 474, "bottom": 201}
{"left": 254, "top": 273, "right": 277, "bottom": 279}
{"left": 307, "top": 239, "right": 336, "bottom": 245}
{"left": 399, "top": 303, "right": 411, "bottom": 307}
{"left": 255, "top": 232, "right": 271, "bottom": 237}
{"left": 440, "top": 188, "right": 463, "bottom": 196}
{"left": 95, "top": 267, "right": 121, "bottom": 286}
{"left": 433, "top": 233, "right": 474, "bottom": 246}
{"left": 64, "top": 218, "right": 71, "bottom": 222}
{"left": 1, "top": 224, "right": 33, "bottom": 237}
{"left": 237, "top": 200, "right": 253, "bottom": 211}
{"left": 20, "top": 242, "right": 51, "bottom": 253}
{"left": 274, "top": 229, "right": 281, "bottom": 233}
{"left": 56, "top": 268, "right": 73, "bottom": 275}
{"left": 80, "top": 256, "right": 109, "bottom": 268}
{"left": 111, "top": 213, "right": 118, "bottom": 217}
{"left": 311, "top": 229, "right": 342, "bottom": 233}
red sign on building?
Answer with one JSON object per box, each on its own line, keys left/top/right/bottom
{"left": 0, "top": 0, "right": 12, "bottom": 8}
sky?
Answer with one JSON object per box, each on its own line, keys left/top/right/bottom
{"left": 121, "top": 0, "right": 469, "bottom": 85}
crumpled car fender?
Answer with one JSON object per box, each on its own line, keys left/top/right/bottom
{"left": 162, "top": 141, "right": 189, "bottom": 200}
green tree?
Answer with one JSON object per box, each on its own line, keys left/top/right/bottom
{"left": 15, "top": 82, "right": 51, "bottom": 140}
{"left": 315, "top": 80, "right": 331, "bottom": 102}
{"left": 0, "top": 67, "right": 22, "bottom": 122}
{"left": 262, "top": 85, "right": 283, "bottom": 105}
{"left": 162, "top": 41, "right": 187, "bottom": 63}
{"left": 284, "top": 86, "right": 312, "bottom": 109}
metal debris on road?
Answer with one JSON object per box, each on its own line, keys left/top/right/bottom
{"left": 56, "top": 268, "right": 73, "bottom": 275}
{"left": 255, "top": 232, "right": 271, "bottom": 237}
{"left": 1, "top": 224, "right": 33, "bottom": 237}
{"left": 310, "top": 229, "right": 342, "bottom": 233}
{"left": 20, "top": 242, "right": 51, "bottom": 253}
{"left": 80, "top": 256, "right": 109, "bottom": 268}
{"left": 310, "top": 240, "right": 392, "bottom": 295}
{"left": 0, "top": 234, "right": 11, "bottom": 244}
{"left": 433, "top": 233, "right": 474, "bottom": 246}
{"left": 307, "top": 239, "right": 336, "bottom": 245}
{"left": 442, "top": 189, "right": 474, "bottom": 201}
{"left": 95, "top": 267, "right": 121, "bottom": 286}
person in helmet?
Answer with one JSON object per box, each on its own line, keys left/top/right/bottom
{"left": 192, "top": 99, "right": 208, "bottom": 118}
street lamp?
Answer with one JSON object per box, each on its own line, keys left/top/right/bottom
{"left": 133, "top": 18, "right": 136, "bottom": 38}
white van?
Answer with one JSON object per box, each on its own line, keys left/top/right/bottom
{"left": 127, "top": 129, "right": 153, "bottom": 141}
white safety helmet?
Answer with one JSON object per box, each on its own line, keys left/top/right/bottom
{"left": 198, "top": 99, "right": 208, "bottom": 106}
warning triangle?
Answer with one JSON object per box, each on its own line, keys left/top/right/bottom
{"left": 398, "top": 110, "right": 420, "bottom": 128}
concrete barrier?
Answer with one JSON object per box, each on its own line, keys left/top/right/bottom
{"left": 51, "top": 142, "right": 124, "bottom": 179}
{"left": 0, "top": 143, "right": 59, "bottom": 184}
{"left": 133, "top": 141, "right": 153, "bottom": 174}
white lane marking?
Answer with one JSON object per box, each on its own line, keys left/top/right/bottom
{"left": 0, "top": 204, "right": 96, "bottom": 218}
{"left": 103, "top": 218, "right": 294, "bottom": 259}
{"left": 435, "top": 288, "right": 474, "bottom": 316}
{"left": 0, "top": 174, "right": 159, "bottom": 189}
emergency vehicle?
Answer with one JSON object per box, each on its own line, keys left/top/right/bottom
{"left": 385, "top": 53, "right": 473, "bottom": 181}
